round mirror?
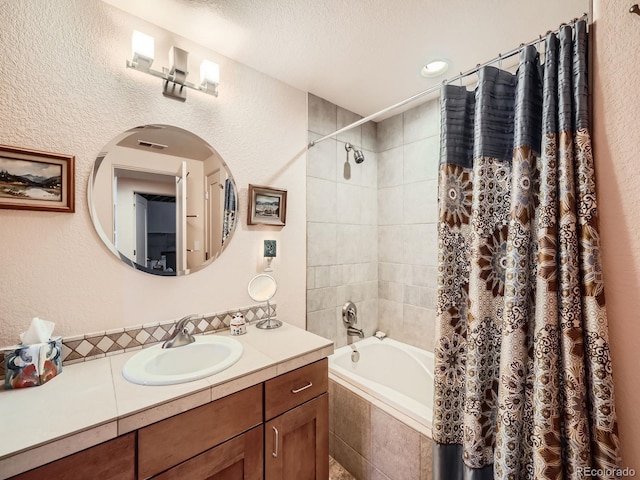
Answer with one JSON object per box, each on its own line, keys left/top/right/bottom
{"left": 247, "top": 274, "right": 277, "bottom": 302}
{"left": 89, "top": 125, "right": 238, "bottom": 276}
{"left": 247, "top": 274, "right": 281, "bottom": 329}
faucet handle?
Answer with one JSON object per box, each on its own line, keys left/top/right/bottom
{"left": 162, "top": 314, "right": 198, "bottom": 349}
{"left": 342, "top": 301, "right": 358, "bottom": 327}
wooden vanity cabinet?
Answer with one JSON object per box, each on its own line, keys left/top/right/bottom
{"left": 7, "top": 358, "right": 330, "bottom": 480}
{"left": 9, "top": 432, "right": 136, "bottom": 480}
{"left": 138, "top": 384, "right": 262, "bottom": 480}
{"left": 264, "top": 359, "right": 329, "bottom": 480}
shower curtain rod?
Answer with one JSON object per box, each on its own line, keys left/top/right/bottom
{"left": 308, "top": 12, "right": 589, "bottom": 149}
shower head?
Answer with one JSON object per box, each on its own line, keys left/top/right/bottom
{"left": 344, "top": 143, "right": 365, "bottom": 164}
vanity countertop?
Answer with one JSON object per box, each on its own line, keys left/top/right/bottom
{"left": 0, "top": 322, "right": 333, "bottom": 479}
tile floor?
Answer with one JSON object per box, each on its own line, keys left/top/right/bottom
{"left": 330, "top": 456, "right": 356, "bottom": 480}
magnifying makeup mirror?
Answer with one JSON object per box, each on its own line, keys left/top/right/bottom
{"left": 247, "top": 274, "right": 281, "bottom": 329}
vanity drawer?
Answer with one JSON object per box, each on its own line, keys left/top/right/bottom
{"left": 138, "top": 384, "right": 262, "bottom": 480}
{"left": 10, "top": 433, "right": 135, "bottom": 480}
{"left": 264, "top": 358, "right": 328, "bottom": 420}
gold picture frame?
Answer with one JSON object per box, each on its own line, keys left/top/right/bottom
{"left": 248, "top": 184, "right": 287, "bottom": 226}
{"left": 0, "top": 144, "right": 75, "bottom": 213}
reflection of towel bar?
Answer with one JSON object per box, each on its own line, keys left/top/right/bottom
{"left": 187, "top": 214, "right": 198, "bottom": 218}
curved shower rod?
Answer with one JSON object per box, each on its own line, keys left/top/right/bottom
{"left": 308, "top": 12, "right": 589, "bottom": 150}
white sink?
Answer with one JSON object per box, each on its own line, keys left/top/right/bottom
{"left": 122, "top": 335, "right": 243, "bottom": 386}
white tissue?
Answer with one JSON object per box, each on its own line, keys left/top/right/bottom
{"left": 19, "top": 317, "right": 55, "bottom": 345}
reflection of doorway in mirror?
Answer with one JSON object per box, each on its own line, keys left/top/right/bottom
{"left": 205, "top": 168, "right": 224, "bottom": 261}
{"left": 135, "top": 194, "right": 177, "bottom": 271}
{"left": 115, "top": 169, "right": 177, "bottom": 271}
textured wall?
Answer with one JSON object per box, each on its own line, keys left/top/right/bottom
{"left": 592, "top": 2, "right": 640, "bottom": 471}
{"left": 0, "top": 0, "right": 307, "bottom": 346}
{"left": 306, "top": 94, "right": 379, "bottom": 348}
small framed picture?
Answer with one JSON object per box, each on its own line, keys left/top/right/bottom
{"left": 0, "top": 145, "right": 75, "bottom": 213}
{"left": 248, "top": 184, "right": 287, "bottom": 226}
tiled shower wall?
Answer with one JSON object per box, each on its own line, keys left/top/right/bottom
{"left": 376, "top": 101, "right": 440, "bottom": 351}
{"left": 306, "top": 94, "right": 379, "bottom": 349}
{"left": 306, "top": 94, "right": 440, "bottom": 351}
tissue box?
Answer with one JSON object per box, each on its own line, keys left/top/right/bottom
{"left": 4, "top": 337, "right": 63, "bottom": 389}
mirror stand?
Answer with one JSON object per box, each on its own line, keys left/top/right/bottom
{"left": 255, "top": 299, "right": 282, "bottom": 330}
{"left": 248, "top": 273, "right": 281, "bottom": 330}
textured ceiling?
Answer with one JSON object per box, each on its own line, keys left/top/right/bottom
{"left": 102, "top": 0, "right": 589, "bottom": 119}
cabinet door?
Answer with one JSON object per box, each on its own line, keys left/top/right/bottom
{"left": 152, "top": 425, "right": 263, "bottom": 480}
{"left": 138, "top": 384, "right": 262, "bottom": 479}
{"left": 265, "top": 394, "right": 328, "bottom": 480}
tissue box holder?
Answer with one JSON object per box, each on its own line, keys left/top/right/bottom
{"left": 4, "top": 337, "right": 63, "bottom": 389}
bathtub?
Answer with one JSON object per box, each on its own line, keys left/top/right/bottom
{"left": 329, "top": 336, "right": 434, "bottom": 429}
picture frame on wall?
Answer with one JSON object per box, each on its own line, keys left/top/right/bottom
{"left": 0, "top": 145, "right": 75, "bottom": 213}
{"left": 248, "top": 184, "right": 287, "bottom": 226}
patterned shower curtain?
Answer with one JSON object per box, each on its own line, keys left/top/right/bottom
{"left": 222, "top": 178, "right": 236, "bottom": 245}
{"left": 433, "top": 21, "right": 621, "bottom": 480}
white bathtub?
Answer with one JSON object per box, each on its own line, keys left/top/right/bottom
{"left": 328, "top": 337, "right": 434, "bottom": 428}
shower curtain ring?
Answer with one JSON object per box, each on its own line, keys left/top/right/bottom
{"left": 498, "top": 53, "right": 502, "bottom": 69}
{"left": 460, "top": 73, "right": 463, "bottom": 86}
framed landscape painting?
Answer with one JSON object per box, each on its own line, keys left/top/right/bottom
{"left": 0, "top": 145, "right": 75, "bottom": 213}
{"left": 248, "top": 184, "right": 287, "bottom": 226}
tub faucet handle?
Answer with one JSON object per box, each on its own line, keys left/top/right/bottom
{"left": 342, "top": 301, "right": 358, "bottom": 327}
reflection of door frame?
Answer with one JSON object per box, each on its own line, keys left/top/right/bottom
{"left": 113, "top": 165, "right": 180, "bottom": 267}
{"left": 175, "top": 162, "right": 188, "bottom": 274}
{"left": 134, "top": 193, "right": 148, "bottom": 266}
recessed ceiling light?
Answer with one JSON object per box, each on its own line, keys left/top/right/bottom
{"left": 421, "top": 59, "right": 449, "bottom": 78}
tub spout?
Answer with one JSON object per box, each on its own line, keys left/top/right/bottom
{"left": 347, "top": 326, "right": 364, "bottom": 338}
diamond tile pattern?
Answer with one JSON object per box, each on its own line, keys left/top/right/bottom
{"left": 0, "top": 303, "right": 276, "bottom": 384}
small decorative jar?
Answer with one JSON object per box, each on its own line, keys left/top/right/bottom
{"left": 230, "top": 313, "right": 246, "bottom": 335}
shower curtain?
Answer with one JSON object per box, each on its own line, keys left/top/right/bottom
{"left": 433, "top": 21, "right": 621, "bottom": 480}
{"left": 222, "top": 178, "right": 236, "bottom": 245}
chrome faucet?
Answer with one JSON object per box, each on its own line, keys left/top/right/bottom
{"left": 343, "top": 301, "right": 364, "bottom": 338}
{"left": 162, "top": 315, "right": 198, "bottom": 349}
{"left": 347, "top": 326, "right": 364, "bottom": 338}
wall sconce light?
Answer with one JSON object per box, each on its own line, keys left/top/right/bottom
{"left": 264, "top": 240, "right": 277, "bottom": 272}
{"left": 126, "top": 30, "right": 219, "bottom": 102}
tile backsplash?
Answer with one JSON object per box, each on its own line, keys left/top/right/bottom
{"left": 0, "top": 303, "right": 276, "bottom": 382}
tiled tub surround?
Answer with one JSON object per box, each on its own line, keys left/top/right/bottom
{"left": 306, "top": 94, "right": 440, "bottom": 353}
{"left": 328, "top": 338, "right": 433, "bottom": 480}
{"left": 329, "top": 376, "right": 432, "bottom": 480}
{"left": 307, "top": 93, "right": 379, "bottom": 349}
{"left": 0, "top": 303, "right": 275, "bottom": 382}
{"left": 376, "top": 100, "right": 440, "bottom": 352}
{"left": 0, "top": 321, "right": 333, "bottom": 479}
